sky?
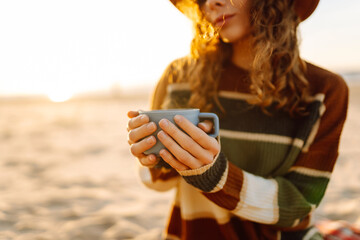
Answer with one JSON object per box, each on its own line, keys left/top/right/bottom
{"left": 0, "top": 0, "right": 359, "bottom": 101}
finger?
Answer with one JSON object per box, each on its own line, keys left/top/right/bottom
{"left": 130, "top": 135, "right": 157, "bottom": 157}
{"left": 128, "top": 121, "right": 157, "bottom": 144}
{"left": 157, "top": 130, "right": 203, "bottom": 169}
{"left": 198, "top": 120, "right": 214, "bottom": 133}
{"left": 127, "top": 114, "right": 150, "bottom": 131}
{"left": 159, "top": 119, "right": 213, "bottom": 164}
{"left": 138, "top": 154, "right": 159, "bottom": 167}
{"left": 159, "top": 149, "right": 189, "bottom": 171}
{"left": 174, "top": 115, "right": 219, "bottom": 154}
{"left": 127, "top": 111, "right": 139, "bottom": 118}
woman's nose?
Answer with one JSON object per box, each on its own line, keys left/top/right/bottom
{"left": 206, "top": 0, "right": 226, "bottom": 9}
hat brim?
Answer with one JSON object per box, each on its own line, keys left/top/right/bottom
{"left": 294, "top": 0, "right": 320, "bottom": 21}
{"left": 170, "top": 0, "right": 320, "bottom": 22}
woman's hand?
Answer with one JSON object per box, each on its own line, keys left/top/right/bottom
{"left": 157, "top": 115, "right": 220, "bottom": 171}
{"left": 127, "top": 111, "right": 158, "bottom": 167}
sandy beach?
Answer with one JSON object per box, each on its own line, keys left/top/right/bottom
{"left": 0, "top": 84, "right": 359, "bottom": 239}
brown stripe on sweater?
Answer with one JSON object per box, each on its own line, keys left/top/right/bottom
{"left": 230, "top": 217, "right": 280, "bottom": 240}
{"left": 203, "top": 162, "right": 244, "bottom": 210}
{"left": 293, "top": 65, "right": 348, "bottom": 172}
{"left": 277, "top": 214, "right": 311, "bottom": 232}
{"left": 150, "top": 167, "right": 178, "bottom": 182}
{"left": 166, "top": 206, "right": 182, "bottom": 239}
{"left": 292, "top": 145, "right": 339, "bottom": 172}
{"left": 166, "top": 207, "right": 279, "bottom": 240}
{"left": 166, "top": 205, "right": 229, "bottom": 239}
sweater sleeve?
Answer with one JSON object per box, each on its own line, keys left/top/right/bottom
{"left": 177, "top": 74, "right": 349, "bottom": 228}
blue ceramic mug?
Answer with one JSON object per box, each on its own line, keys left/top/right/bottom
{"left": 139, "top": 109, "right": 219, "bottom": 156}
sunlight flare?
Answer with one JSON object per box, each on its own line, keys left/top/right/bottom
{"left": 47, "top": 91, "right": 73, "bottom": 103}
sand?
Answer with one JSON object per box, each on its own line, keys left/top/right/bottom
{"left": 0, "top": 85, "right": 359, "bottom": 239}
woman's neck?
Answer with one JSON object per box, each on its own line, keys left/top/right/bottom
{"left": 231, "top": 37, "right": 254, "bottom": 70}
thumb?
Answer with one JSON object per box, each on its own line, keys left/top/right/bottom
{"left": 198, "top": 120, "right": 214, "bottom": 133}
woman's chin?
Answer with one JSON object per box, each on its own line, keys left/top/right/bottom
{"left": 220, "top": 30, "right": 252, "bottom": 44}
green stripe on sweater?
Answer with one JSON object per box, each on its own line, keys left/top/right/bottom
{"left": 284, "top": 171, "right": 330, "bottom": 205}
{"left": 275, "top": 177, "right": 313, "bottom": 227}
{"left": 182, "top": 152, "right": 228, "bottom": 192}
{"left": 215, "top": 97, "right": 322, "bottom": 142}
{"left": 221, "top": 137, "right": 301, "bottom": 177}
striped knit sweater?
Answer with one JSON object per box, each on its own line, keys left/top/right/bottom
{"left": 139, "top": 59, "right": 348, "bottom": 240}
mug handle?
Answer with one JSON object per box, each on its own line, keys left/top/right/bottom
{"left": 198, "top": 113, "right": 219, "bottom": 138}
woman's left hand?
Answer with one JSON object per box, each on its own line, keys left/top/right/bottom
{"left": 157, "top": 115, "right": 220, "bottom": 171}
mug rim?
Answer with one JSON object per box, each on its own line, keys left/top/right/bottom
{"left": 139, "top": 108, "right": 200, "bottom": 114}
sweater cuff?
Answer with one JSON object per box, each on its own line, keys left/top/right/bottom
{"left": 178, "top": 151, "right": 228, "bottom": 192}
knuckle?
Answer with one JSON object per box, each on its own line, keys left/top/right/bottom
{"left": 214, "top": 138, "right": 220, "bottom": 148}
{"left": 182, "top": 140, "right": 194, "bottom": 151}
{"left": 128, "top": 118, "right": 137, "bottom": 129}
{"left": 140, "top": 116, "right": 149, "bottom": 126}
{"left": 139, "top": 157, "right": 150, "bottom": 166}
{"left": 211, "top": 142, "right": 220, "bottom": 155}
{"left": 166, "top": 140, "right": 175, "bottom": 150}
{"left": 141, "top": 114, "right": 149, "bottom": 122}
{"left": 128, "top": 130, "right": 137, "bottom": 143}
{"left": 134, "top": 116, "right": 142, "bottom": 126}
{"left": 192, "top": 133, "right": 203, "bottom": 142}
{"left": 127, "top": 122, "right": 133, "bottom": 131}
{"left": 139, "top": 157, "right": 148, "bottom": 166}
{"left": 163, "top": 120, "right": 178, "bottom": 135}
{"left": 181, "top": 142, "right": 190, "bottom": 151}
{"left": 130, "top": 115, "right": 147, "bottom": 129}
{"left": 194, "top": 133, "right": 208, "bottom": 144}
{"left": 167, "top": 124, "right": 177, "bottom": 135}
{"left": 204, "top": 152, "right": 214, "bottom": 164}
{"left": 178, "top": 152, "right": 191, "bottom": 164}
{"left": 130, "top": 145, "right": 137, "bottom": 156}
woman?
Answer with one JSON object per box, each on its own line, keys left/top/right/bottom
{"left": 127, "top": 0, "right": 348, "bottom": 239}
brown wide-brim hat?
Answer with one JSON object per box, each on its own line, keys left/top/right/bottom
{"left": 170, "top": 0, "right": 320, "bottom": 22}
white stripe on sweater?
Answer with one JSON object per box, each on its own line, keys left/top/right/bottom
{"left": 139, "top": 166, "right": 179, "bottom": 192}
{"left": 220, "top": 129, "right": 304, "bottom": 149}
{"left": 179, "top": 179, "right": 232, "bottom": 224}
{"left": 210, "top": 162, "right": 229, "bottom": 193}
{"left": 302, "top": 94, "right": 326, "bottom": 152}
{"left": 288, "top": 166, "right": 332, "bottom": 179}
{"left": 234, "top": 172, "right": 279, "bottom": 224}
{"left": 218, "top": 91, "right": 256, "bottom": 100}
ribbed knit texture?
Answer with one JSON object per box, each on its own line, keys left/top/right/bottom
{"left": 180, "top": 151, "right": 228, "bottom": 192}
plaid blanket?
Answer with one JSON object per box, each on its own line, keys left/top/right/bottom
{"left": 316, "top": 220, "right": 360, "bottom": 240}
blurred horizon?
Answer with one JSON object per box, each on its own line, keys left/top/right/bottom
{"left": 0, "top": 0, "right": 359, "bottom": 102}
{"left": 2, "top": 71, "right": 360, "bottom": 103}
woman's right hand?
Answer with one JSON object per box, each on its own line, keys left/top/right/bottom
{"left": 127, "top": 110, "right": 158, "bottom": 167}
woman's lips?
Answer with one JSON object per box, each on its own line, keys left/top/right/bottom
{"left": 213, "top": 14, "right": 235, "bottom": 27}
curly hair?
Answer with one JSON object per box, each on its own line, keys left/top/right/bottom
{"left": 171, "top": 0, "right": 310, "bottom": 116}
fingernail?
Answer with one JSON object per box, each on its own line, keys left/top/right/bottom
{"left": 160, "top": 119, "right": 168, "bottom": 127}
{"left": 159, "top": 149, "right": 166, "bottom": 156}
{"left": 149, "top": 155, "right": 156, "bottom": 162}
{"left": 147, "top": 122, "right": 155, "bottom": 130}
{"left": 147, "top": 136, "right": 155, "bottom": 144}
{"left": 158, "top": 131, "right": 165, "bottom": 138}
{"left": 174, "top": 115, "right": 182, "bottom": 123}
